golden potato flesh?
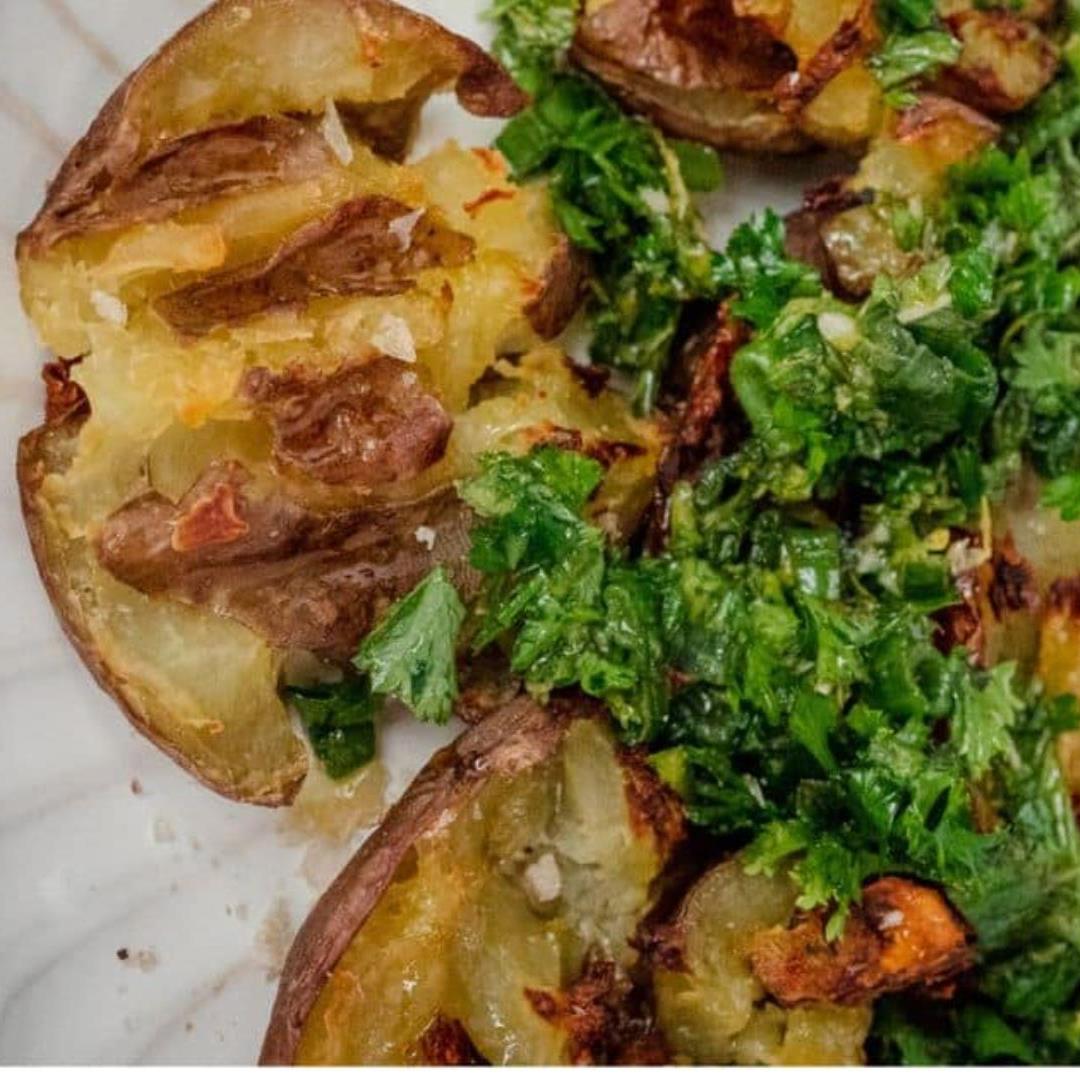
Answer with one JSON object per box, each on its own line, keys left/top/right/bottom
{"left": 264, "top": 703, "right": 685, "bottom": 1065}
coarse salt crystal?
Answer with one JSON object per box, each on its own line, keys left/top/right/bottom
{"left": 414, "top": 526, "right": 437, "bottom": 551}
{"left": 320, "top": 99, "right": 353, "bottom": 166}
{"left": 371, "top": 313, "right": 416, "bottom": 363}
{"left": 91, "top": 289, "right": 128, "bottom": 326}
{"left": 878, "top": 909, "right": 905, "bottom": 930}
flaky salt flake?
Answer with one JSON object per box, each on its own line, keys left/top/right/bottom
{"left": 389, "top": 207, "right": 424, "bottom": 250}
{"left": 522, "top": 852, "right": 562, "bottom": 905}
{"left": 371, "top": 313, "right": 416, "bottom": 363}
{"left": 91, "top": 289, "right": 128, "bottom": 326}
{"left": 320, "top": 99, "right": 353, "bottom": 166}
{"left": 414, "top": 525, "right": 437, "bottom": 551}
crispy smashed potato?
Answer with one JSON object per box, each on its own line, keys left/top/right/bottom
{"left": 261, "top": 701, "right": 685, "bottom": 1065}
{"left": 16, "top": 0, "right": 665, "bottom": 805}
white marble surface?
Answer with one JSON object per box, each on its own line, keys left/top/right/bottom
{"left": 0, "top": 0, "right": 815, "bottom": 1065}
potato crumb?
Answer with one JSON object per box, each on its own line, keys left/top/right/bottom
{"left": 152, "top": 816, "right": 176, "bottom": 844}
{"left": 256, "top": 898, "right": 294, "bottom": 982}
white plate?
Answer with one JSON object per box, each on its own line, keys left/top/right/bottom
{"left": 0, "top": 0, "right": 818, "bottom": 1064}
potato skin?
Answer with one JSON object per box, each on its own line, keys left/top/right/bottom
{"left": 259, "top": 697, "right": 568, "bottom": 1064}
{"left": 16, "top": 0, "right": 526, "bottom": 259}
{"left": 17, "top": 421, "right": 307, "bottom": 808}
{"left": 571, "top": 0, "right": 809, "bottom": 154}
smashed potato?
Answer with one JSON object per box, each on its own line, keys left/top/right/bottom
{"left": 16, "top": 0, "right": 665, "bottom": 805}
{"left": 261, "top": 700, "right": 685, "bottom": 1065}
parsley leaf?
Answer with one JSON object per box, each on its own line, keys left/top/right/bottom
{"left": 869, "top": 29, "right": 961, "bottom": 94}
{"left": 489, "top": 1, "right": 725, "bottom": 410}
{"left": 353, "top": 568, "right": 465, "bottom": 725}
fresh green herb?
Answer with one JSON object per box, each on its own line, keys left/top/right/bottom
{"left": 460, "top": 448, "right": 670, "bottom": 741}
{"left": 869, "top": 29, "right": 962, "bottom": 100}
{"left": 287, "top": 681, "right": 378, "bottom": 780}
{"left": 486, "top": 0, "right": 577, "bottom": 95}
{"left": 488, "top": 2, "right": 724, "bottom": 410}
{"left": 353, "top": 567, "right": 466, "bottom": 725}
{"left": 870, "top": 0, "right": 961, "bottom": 107}
{"left": 1043, "top": 471, "right": 1080, "bottom": 519}
{"left": 713, "top": 210, "right": 822, "bottom": 329}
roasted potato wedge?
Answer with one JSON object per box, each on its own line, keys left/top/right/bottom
{"left": 16, "top": 0, "right": 666, "bottom": 806}
{"left": 261, "top": 699, "right": 686, "bottom": 1065}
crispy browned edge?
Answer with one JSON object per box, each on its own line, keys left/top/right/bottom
{"left": 16, "top": 422, "right": 307, "bottom": 808}
{"left": 16, "top": 0, "right": 527, "bottom": 259}
{"left": 526, "top": 235, "right": 589, "bottom": 340}
{"left": 259, "top": 696, "right": 568, "bottom": 1065}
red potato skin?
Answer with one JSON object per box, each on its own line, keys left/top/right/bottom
{"left": 16, "top": 0, "right": 527, "bottom": 259}
{"left": 259, "top": 698, "right": 570, "bottom": 1064}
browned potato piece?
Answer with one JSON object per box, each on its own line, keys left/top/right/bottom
{"left": 749, "top": 877, "right": 974, "bottom": 1006}
{"left": 939, "top": 9, "right": 1059, "bottom": 114}
{"left": 18, "top": 420, "right": 307, "bottom": 807}
{"left": 260, "top": 700, "right": 685, "bottom": 1065}
{"left": 571, "top": 0, "right": 809, "bottom": 153}
{"left": 650, "top": 859, "right": 874, "bottom": 1064}
{"left": 15, "top": 0, "right": 665, "bottom": 807}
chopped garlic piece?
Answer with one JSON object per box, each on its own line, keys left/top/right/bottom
{"left": 371, "top": 313, "right": 416, "bottom": 363}
{"left": 90, "top": 289, "right": 128, "bottom": 326}
{"left": 817, "top": 311, "right": 859, "bottom": 351}
{"left": 388, "top": 208, "right": 424, "bottom": 250}
{"left": 320, "top": 98, "right": 353, "bottom": 166}
{"left": 522, "top": 852, "right": 562, "bottom": 905}
{"left": 414, "top": 526, "right": 437, "bottom": 551}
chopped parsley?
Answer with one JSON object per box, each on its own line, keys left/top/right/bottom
{"left": 287, "top": 681, "right": 378, "bottom": 780}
